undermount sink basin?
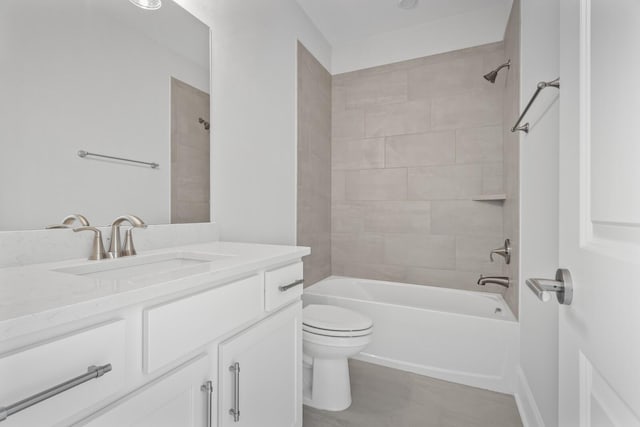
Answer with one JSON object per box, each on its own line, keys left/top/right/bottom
{"left": 54, "top": 252, "right": 233, "bottom": 281}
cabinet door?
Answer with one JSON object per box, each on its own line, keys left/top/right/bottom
{"left": 79, "top": 354, "right": 214, "bottom": 427}
{"left": 219, "top": 302, "right": 302, "bottom": 427}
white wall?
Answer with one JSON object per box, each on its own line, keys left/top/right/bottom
{"left": 331, "top": 1, "right": 512, "bottom": 74}
{"left": 518, "top": 0, "right": 560, "bottom": 425}
{"left": 0, "top": 0, "right": 208, "bottom": 230}
{"left": 205, "top": 0, "right": 331, "bottom": 245}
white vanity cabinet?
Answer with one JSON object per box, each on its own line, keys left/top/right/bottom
{"left": 219, "top": 302, "right": 302, "bottom": 427}
{"left": 80, "top": 354, "right": 212, "bottom": 427}
{"left": 0, "top": 249, "right": 306, "bottom": 427}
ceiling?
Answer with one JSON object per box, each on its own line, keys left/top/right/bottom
{"left": 295, "top": 0, "right": 513, "bottom": 45}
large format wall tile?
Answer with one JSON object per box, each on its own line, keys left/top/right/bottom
{"left": 501, "top": 0, "right": 521, "bottom": 317}
{"left": 456, "top": 126, "right": 503, "bottom": 164}
{"left": 332, "top": 138, "right": 385, "bottom": 170}
{"left": 363, "top": 201, "right": 431, "bottom": 233}
{"left": 431, "top": 200, "right": 503, "bottom": 236}
{"left": 332, "top": 232, "right": 385, "bottom": 265}
{"left": 345, "top": 169, "right": 408, "bottom": 201}
{"left": 345, "top": 70, "right": 408, "bottom": 108}
{"left": 384, "top": 234, "right": 456, "bottom": 269}
{"left": 407, "top": 55, "right": 485, "bottom": 100}
{"left": 333, "top": 109, "right": 365, "bottom": 139}
{"left": 331, "top": 42, "right": 509, "bottom": 298}
{"left": 431, "top": 89, "right": 502, "bottom": 130}
{"left": 408, "top": 164, "right": 483, "bottom": 200}
{"left": 298, "top": 43, "right": 332, "bottom": 286}
{"left": 365, "top": 101, "right": 430, "bottom": 137}
{"left": 385, "top": 131, "right": 455, "bottom": 168}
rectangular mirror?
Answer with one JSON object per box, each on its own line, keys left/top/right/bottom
{"left": 0, "top": 0, "right": 210, "bottom": 231}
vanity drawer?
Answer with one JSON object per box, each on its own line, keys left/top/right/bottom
{"left": 264, "top": 262, "right": 304, "bottom": 312}
{"left": 143, "top": 274, "right": 263, "bottom": 373}
{"left": 0, "top": 320, "right": 126, "bottom": 427}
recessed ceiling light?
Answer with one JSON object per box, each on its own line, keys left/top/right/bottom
{"left": 398, "top": 0, "right": 418, "bottom": 10}
{"left": 129, "top": 0, "right": 162, "bottom": 10}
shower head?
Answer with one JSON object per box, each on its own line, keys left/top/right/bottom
{"left": 483, "top": 60, "right": 511, "bottom": 83}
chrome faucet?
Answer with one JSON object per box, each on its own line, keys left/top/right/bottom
{"left": 108, "top": 215, "right": 147, "bottom": 258}
{"left": 477, "top": 275, "right": 510, "bottom": 288}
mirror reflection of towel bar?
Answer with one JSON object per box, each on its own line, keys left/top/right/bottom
{"left": 77, "top": 150, "right": 159, "bottom": 169}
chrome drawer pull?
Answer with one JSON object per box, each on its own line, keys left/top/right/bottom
{"left": 0, "top": 364, "right": 112, "bottom": 423}
{"left": 278, "top": 279, "right": 303, "bottom": 292}
{"left": 229, "top": 363, "right": 240, "bottom": 422}
{"left": 201, "top": 380, "right": 213, "bottom": 427}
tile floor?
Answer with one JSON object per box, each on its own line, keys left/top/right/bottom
{"left": 303, "top": 360, "right": 523, "bottom": 427}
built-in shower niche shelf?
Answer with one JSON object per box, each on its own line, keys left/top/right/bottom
{"left": 471, "top": 194, "right": 507, "bottom": 202}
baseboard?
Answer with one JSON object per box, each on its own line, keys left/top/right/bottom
{"left": 514, "top": 366, "right": 546, "bottom": 427}
{"left": 353, "top": 353, "right": 513, "bottom": 394}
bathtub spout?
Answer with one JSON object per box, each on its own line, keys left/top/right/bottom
{"left": 477, "top": 275, "right": 510, "bottom": 288}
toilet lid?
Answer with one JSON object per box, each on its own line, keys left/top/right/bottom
{"left": 303, "top": 304, "right": 373, "bottom": 332}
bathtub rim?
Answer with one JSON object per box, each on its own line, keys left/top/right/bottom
{"left": 304, "top": 275, "right": 517, "bottom": 322}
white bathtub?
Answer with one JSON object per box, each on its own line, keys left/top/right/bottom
{"left": 303, "top": 276, "right": 519, "bottom": 394}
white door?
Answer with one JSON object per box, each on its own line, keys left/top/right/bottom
{"left": 559, "top": 0, "right": 640, "bottom": 425}
{"left": 219, "top": 303, "right": 302, "bottom": 427}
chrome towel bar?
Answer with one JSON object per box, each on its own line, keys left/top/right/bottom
{"left": 0, "top": 364, "right": 112, "bottom": 423}
{"left": 512, "top": 78, "right": 560, "bottom": 133}
{"left": 78, "top": 150, "right": 159, "bottom": 169}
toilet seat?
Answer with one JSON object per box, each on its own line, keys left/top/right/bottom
{"left": 303, "top": 305, "right": 373, "bottom": 338}
{"left": 303, "top": 324, "right": 372, "bottom": 338}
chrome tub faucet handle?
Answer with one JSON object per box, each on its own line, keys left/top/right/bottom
{"left": 490, "top": 239, "right": 512, "bottom": 264}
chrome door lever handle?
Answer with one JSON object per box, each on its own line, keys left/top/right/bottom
{"left": 526, "top": 268, "right": 573, "bottom": 305}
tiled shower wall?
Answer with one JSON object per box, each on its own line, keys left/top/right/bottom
{"left": 297, "top": 42, "right": 332, "bottom": 286}
{"left": 502, "top": 0, "right": 521, "bottom": 316}
{"left": 331, "top": 43, "right": 510, "bottom": 295}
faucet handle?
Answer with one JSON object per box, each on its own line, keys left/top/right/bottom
{"left": 122, "top": 228, "right": 138, "bottom": 257}
{"left": 490, "top": 239, "right": 511, "bottom": 264}
{"left": 73, "top": 226, "right": 107, "bottom": 260}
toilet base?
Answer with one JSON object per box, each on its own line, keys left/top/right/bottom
{"left": 303, "top": 357, "right": 352, "bottom": 411}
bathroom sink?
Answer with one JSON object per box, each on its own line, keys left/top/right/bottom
{"left": 54, "top": 252, "right": 233, "bottom": 281}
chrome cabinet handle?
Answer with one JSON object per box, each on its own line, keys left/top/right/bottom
{"left": 201, "top": 380, "right": 213, "bottom": 427}
{"left": 278, "top": 279, "right": 303, "bottom": 292}
{"left": 526, "top": 268, "right": 573, "bottom": 305}
{"left": 229, "top": 363, "right": 240, "bottom": 422}
{"left": 0, "top": 364, "right": 112, "bottom": 423}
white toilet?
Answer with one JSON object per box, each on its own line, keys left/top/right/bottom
{"left": 302, "top": 304, "right": 373, "bottom": 411}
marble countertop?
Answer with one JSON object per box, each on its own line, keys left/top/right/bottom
{"left": 0, "top": 241, "right": 309, "bottom": 340}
